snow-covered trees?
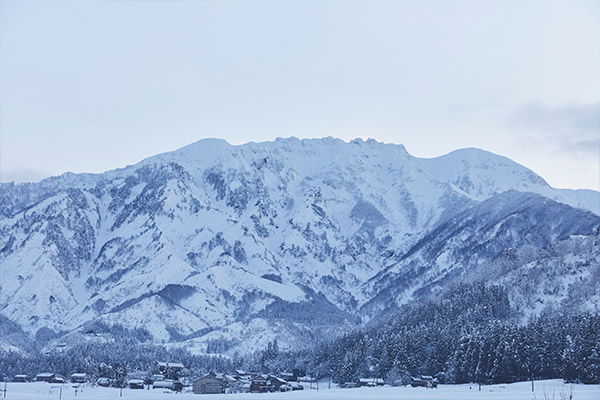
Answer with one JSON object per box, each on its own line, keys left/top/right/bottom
{"left": 249, "top": 282, "right": 600, "bottom": 385}
{"left": 1, "top": 282, "right": 598, "bottom": 385}
{"left": 0, "top": 340, "right": 232, "bottom": 381}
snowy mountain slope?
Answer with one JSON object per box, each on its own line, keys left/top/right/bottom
{"left": 0, "top": 137, "right": 598, "bottom": 354}
{"left": 417, "top": 148, "right": 599, "bottom": 214}
{"left": 360, "top": 191, "right": 600, "bottom": 317}
{"left": 557, "top": 188, "right": 600, "bottom": 215}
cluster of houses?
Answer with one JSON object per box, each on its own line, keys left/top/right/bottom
{"left": 13, "top": 372, "right": 88, "bottom": 384}
{"left": 191, "top": 369, "right": 311, "bottom": 394}
{"left": 12, "top": 365, "right": 320, "bottom": 394}
{"left": 11, "top": 363, "right": 436, "bottom": 393}
{"left": 11, "top": 364, "right": 314, "bottom": 395}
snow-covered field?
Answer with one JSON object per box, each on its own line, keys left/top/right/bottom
{"left": 2, "top": 380, "right": 599, "bottom": 400}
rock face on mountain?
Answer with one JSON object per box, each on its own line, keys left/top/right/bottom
{"left": 1, "top": 137, "right": 598, "bottom": 354}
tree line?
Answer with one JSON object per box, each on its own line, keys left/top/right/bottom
{"left": 249, "top": 282, "right": 600, "bottom": 385}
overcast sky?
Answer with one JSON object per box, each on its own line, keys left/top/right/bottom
{"left": 0, "top": 0, "right": 598, "bottom": 190}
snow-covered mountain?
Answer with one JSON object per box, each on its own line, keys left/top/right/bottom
{"left": 0, "top": 137, "right": 598, "bottom": 354}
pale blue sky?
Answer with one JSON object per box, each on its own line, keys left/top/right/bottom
{"left": 0, "top": 0, "right": 598, "bottom": 189}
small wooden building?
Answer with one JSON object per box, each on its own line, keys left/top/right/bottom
{"left": 221, "top": 375, "right": 238, "bottom": 393}
{"left": 96, "top": 377, "right": 110, "bottom": 387}
{"left": 229, "top": 378, "right": 251, "bottom": 393}
{"left": 410, "top": 375, "right": 438, "bottom": 388}
{"left": 35, "top": 373, "right": 55, "bottom": 382}
{"left": 269, "top": 376, "right": 288, "bottom": 391}
{"left": 71, "top": 373, "right": 87, "bottom": 383}
{"left": 280, "top": 372, "right": 294, "bottom": 381}
{"left": 358, "top": 377, "right": 384, "bottom": 387}
{"left": 14, "top": 375, "right": 28, "bottom": 383}
{"left": 129, "top": 379, "right": 144, "bottom": 389}
{"left": 193, "top": 372, "right": 225, "bottom": 394}
{"left": 250, "top": 375, "right": 268, "bottom": 393}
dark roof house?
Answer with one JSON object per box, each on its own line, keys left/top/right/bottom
{"left": 35, "top": 373, "right": 55, "bottom": 382}
{"left": 250, "top": 375, "right": 268, "bottom": 393}
{"left": 193, "top": 372, "right": 225, "bottom": 394}
{"left": 129, "top": 379, "right": 144, "bottom": 389}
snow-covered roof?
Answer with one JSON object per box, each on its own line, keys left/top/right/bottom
{"left": 71, "top": 373, "right": 87, "bottom": 378}
{"left": 128, "top": 379, "right": 144, "bottom": 384}
{"left": 196, "top": 372, "right": 221, "bottom": 381}
{"left": 359, "top": 378, "right": 384, "bottom": 383}
{"left": 36, "top": 373, "right": 54, "bottom": 378}
{"left": 297, "top": 376, "right": 316, "bottom": 382}
{"left": 153, "top": 380, "right": 174, "bottom": 388}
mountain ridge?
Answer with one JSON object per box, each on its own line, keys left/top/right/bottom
{"left": 0, "top": 137, "right": 598, "bottom": 355}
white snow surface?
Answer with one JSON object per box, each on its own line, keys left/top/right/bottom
{"left": 2, "top": 380, "right": 599, "bottom": 400}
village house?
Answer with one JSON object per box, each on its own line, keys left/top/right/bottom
{"left": 128, "top": 379, "right": 144, "bottom": 389}
{"left": 357, "top": 377, "right": 385, "bottom": 387}
{"left": 230, "top": 376, "right": 251, "bottom": 393}
{"left": 193, "top": 372, "right": 225, "bottom": 394}
{"left": 250, "top": 375, "right": 268, "bottom": 393}
{"left": 35, "top": 373, "right": 55, "bottom": 382}
{"left": 96, "top": 377, "right": 111, "bottom": 387}
{"left": 269, "top": 376, "right": 289, "bottom": 391}
{"left": 280, "top": 372, "right": 294, "bottom": 381}
{"left": 410, "top": 375, "right": 438, "bottom": 388}
{"left": 220, "top": 375, "right": 238, "bottom": 393}
{"left": 14, "top": 375, "right": 28, "bottom": 383}
{"left": 71, "top": 373, "right": 87, "bottom": 383}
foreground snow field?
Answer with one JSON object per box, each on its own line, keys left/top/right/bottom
{"left": 2, "top": 380, "right": 599, "bottom": 400}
